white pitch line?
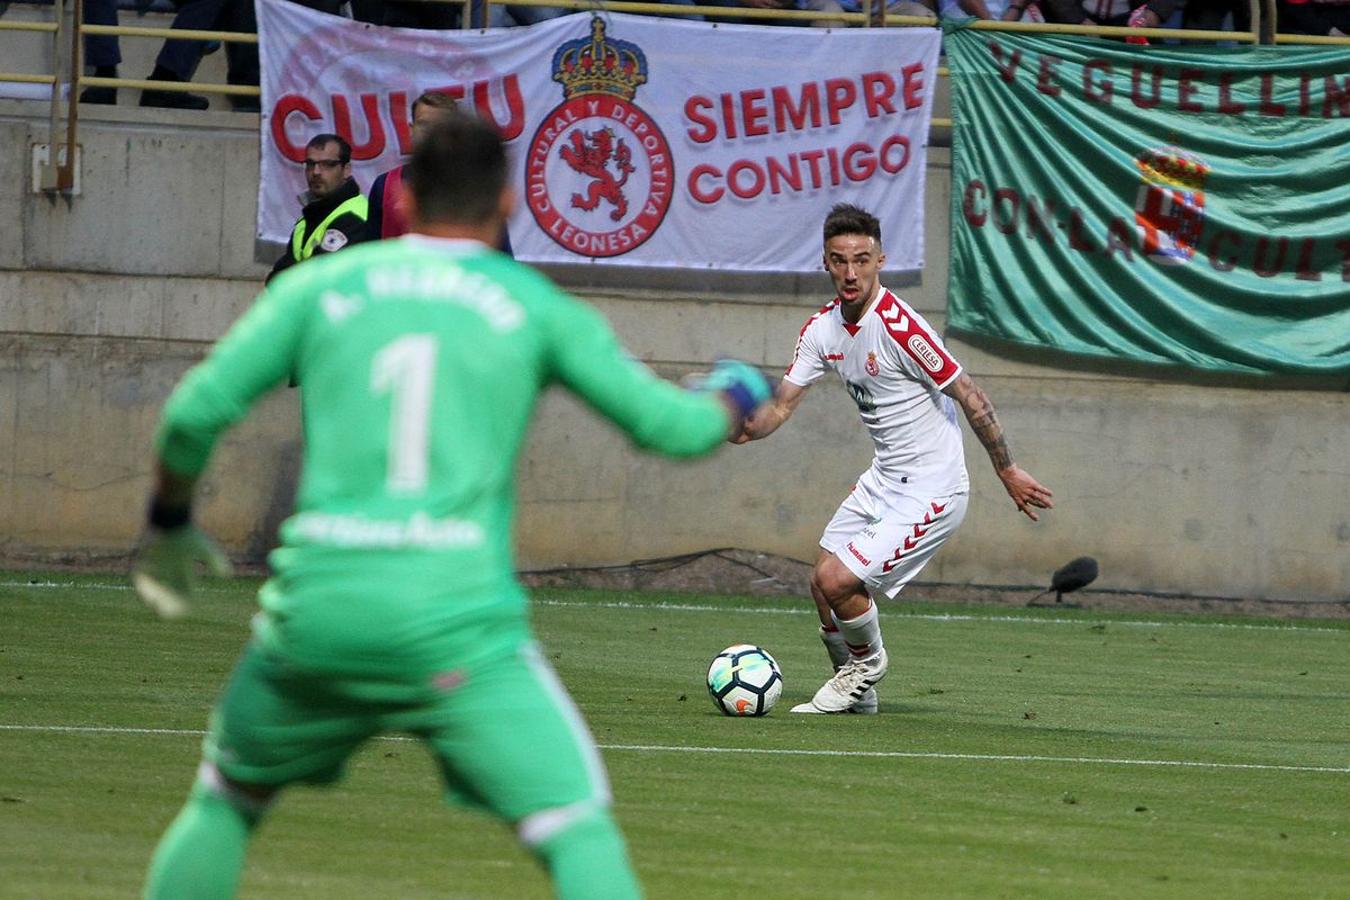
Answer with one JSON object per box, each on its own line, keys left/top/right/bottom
{"left": 602, "top": 744, "right": 1350, "bottom": 774}
{"left": 0, "top": 724, "right": 206, "bottom": 736}
{"left": 1, "top": 724, "right": 1345, "bottom": 774}
{"left": 533, "top": 598, "right": 1349, "bottom": 635}
{"left": 4, "top": 580, "right": 1346, "bottom": 635}
{"left": 2, "top": 579, "right": 135, "bottom": 591}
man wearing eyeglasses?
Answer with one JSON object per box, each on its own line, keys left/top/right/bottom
{"left": 267, "top": 134, "right": 370, "bottom": 284}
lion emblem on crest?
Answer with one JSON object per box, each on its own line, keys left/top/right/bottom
{"left": 560, "top": 127, "right": 635, "bottom": 222}
{"left": 526, "top": 18, "right": 673, "bottom": 258}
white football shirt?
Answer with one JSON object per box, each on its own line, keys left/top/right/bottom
{"left": 784, "top": 287, "right": 969, "bottom": 497}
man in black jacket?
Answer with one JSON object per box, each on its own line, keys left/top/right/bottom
{"left": 268, "top": 134, "right": 369, "bottom": 284}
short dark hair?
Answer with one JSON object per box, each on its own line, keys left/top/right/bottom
{"left": 823, "top": 203, "right": 881, "bottom": 245}
{"left": 411, "top": 90, "right": 459, "bottom": 120}
{"left": 306, "top": 133, "right": 351, "bottom": 165}
{"left": 406, "top": 110, "right": 506, "bottom": 225}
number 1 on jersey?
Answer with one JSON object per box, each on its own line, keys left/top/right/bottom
{"left": 371, "top": 334, "right": 437, "bottom": 494}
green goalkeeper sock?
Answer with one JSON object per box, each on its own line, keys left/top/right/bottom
{"left": 144, "top": 779, "right": 263, "bottom": 900}
{"left": 529, "top": 808, "right": 643, "bottom": 900}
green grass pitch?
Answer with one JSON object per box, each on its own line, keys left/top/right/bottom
{"left": 2, "top": 573, "right": 1347, "bottom": 898}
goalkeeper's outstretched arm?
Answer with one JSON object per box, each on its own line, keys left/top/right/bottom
{"left": 131, "top": 460, "right": 233, "bottom": 619}
{"left": 730, "top": 379, "right": 809, "bottom": 444}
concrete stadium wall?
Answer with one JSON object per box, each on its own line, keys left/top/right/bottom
{"left": 2, "top": 98, "right": 1347, "bottom": 602}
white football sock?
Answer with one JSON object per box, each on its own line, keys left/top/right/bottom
{"left": 819, "top": 624, "right": 850, "bottom": 670}
{"left": 835, "top": 601, "right": 884, "bottom": 660}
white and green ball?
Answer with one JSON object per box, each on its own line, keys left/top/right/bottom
{"left": 706, "top": 644, "right": 783, "bottom": 717}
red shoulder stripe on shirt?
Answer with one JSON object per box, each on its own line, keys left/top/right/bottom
{"left": 874, "top": 291, "right": 961, "bottom": 388}
{"left": 798, "top": 298, "right": 840, "bottom": 340}
{"left": 785, "top": 299, "right": 841, "bottom": 377}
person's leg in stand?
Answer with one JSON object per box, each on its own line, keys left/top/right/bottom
{"left": 220, "top": 0, "right": 260, "bottom": 112}
{"left": 141, "top": 0, "right": 228, "bottom": 110}
{"left": 81, "top": 0, "right": 121, "bottom": 104}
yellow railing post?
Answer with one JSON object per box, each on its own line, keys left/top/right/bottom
{"left": 60, "top": 0, "right": 83, "bottom": 191}
{"left": 38, "top": 0, "right": 81, "bottom": 194}
{"left": 1260, "top": 0, "right": 1276, "bottom": 43}
{"left": 44, "top": 0, "right": 65, "bottom": 170}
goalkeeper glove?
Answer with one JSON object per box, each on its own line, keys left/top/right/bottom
{"left": 131, "top": 525, "right": 232, "bottom": 619}
{"left": 696, "top": 358, "right": 774, "bottom": 422}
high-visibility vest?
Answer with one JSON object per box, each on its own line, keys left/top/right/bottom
{"left": 290, "top": 195, "right": 369, "bottom": 262}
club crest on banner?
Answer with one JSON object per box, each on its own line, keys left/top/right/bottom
{"left": 526, "top": 17, "right": 674, "bottom": 258}
{"left": 1133, "top": 146, "right": 1210, "bottom": 266}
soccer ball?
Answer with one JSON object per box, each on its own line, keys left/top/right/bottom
{"left": 706, "top": 644, "right": 783, "bottom": 717}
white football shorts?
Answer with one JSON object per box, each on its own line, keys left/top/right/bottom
{"left": 819, "top": 477, "right": 969, "bottom": 600}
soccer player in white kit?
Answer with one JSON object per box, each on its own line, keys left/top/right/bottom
{"left": 732, "top": 204, "right": 1054, "bottom": 714}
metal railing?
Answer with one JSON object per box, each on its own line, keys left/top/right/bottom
{"left": 8, "top": 0, "right": 1350, "bottom": 197}
{"left": 78, "top": 22, "right": 262, "bottom": 98}
{"left": 0, "top": 12, "right": 59, "bottom": 90}
{"left": 472, "top": 0, "right": 868, "bottom": 25}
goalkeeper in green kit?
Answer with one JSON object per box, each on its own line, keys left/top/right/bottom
{"left": 133, "top": 110, "right": 772, "bottom": 900}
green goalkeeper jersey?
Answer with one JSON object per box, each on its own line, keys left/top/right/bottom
{"left": 156, "top": 236, "right": 730, "bottom": 675}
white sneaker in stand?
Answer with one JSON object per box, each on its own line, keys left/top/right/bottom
{"left": 791, "top": 650, "right": 888, "bottom": 714}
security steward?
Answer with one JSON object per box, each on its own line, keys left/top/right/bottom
{"left": 267, "top": 133, "right": 369, "bottom": 284}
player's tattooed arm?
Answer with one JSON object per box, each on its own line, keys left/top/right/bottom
{"left": 943, "top": 373, "right": 1054, "bottom": 521}
{"left": 732, "top": 379, "right": 808, "bottom": 444}
{"left": 945, "top": 373, "right": 1013, "bottom": 470}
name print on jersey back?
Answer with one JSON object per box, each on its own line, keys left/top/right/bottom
{"left": 364, "top": 265, "right": 525, "bottom": 330}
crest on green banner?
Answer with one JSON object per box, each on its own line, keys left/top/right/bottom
{"left": 945, "top": 25, "right": 1350, "bottom": 375}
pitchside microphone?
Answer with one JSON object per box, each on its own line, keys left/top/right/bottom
{"left": 1029, "top": 556, "right": 1099, "bottom": 607}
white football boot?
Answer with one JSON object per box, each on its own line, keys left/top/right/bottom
{"left": 849, "top": 686, "right": 879, "bottom": 715}
{"left": 818, "top": 627, "right": 880, "bottom": 714}
{"left": 791, "top": 649, "right": 888, "bottom": 714}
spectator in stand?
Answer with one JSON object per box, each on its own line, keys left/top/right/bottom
{"left": 939, "top": 0, "right": 1043, "bottom": 21}
{"left": 348, "top": 0, "right": 383, "bottom": 23}
{"left": 489, "top": 3, "right": 570, "bottom": 25}
{"left": 268, "top": 134, "right": 369, "bottom": 284}
{"left": 714, "top": 0, "right": 933, "bottom": 27}
{"left": 381, "top": 0, "right": 567, "bottom": 28}
{"left": 1278, "top": 0, "right": 1349, "bottom": 34}
{"left": 380, "top": 0, "right": 460, "bottom": 28}
{"left": 1038, "top": 0, "right": 1175, "bottom": 34}
{"left": 1182, "top": 0, "right": 1249, "bottom": 32}
{"left": 798, "top": 0, "right": 937, "bottom": 27}
{"left": 367, "top": 91, "right": 514, "bottom": 255}
{"left": 139, "top": 0, "right": 260, "bottom": 111}
{"left": 137, "top": 0, "right": 350, "bottom": 112}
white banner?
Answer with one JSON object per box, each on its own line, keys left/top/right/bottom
{"left": 257, "top": 3, "right": 940, "bottom": 272}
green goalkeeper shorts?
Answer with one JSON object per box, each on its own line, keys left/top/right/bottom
{"left": 202, "top": 630, "right": 612, "bottom": 822}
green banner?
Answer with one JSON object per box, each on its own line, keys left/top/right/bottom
{"left": 945, "top": 25, "right": 1350, "bottom": 375}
